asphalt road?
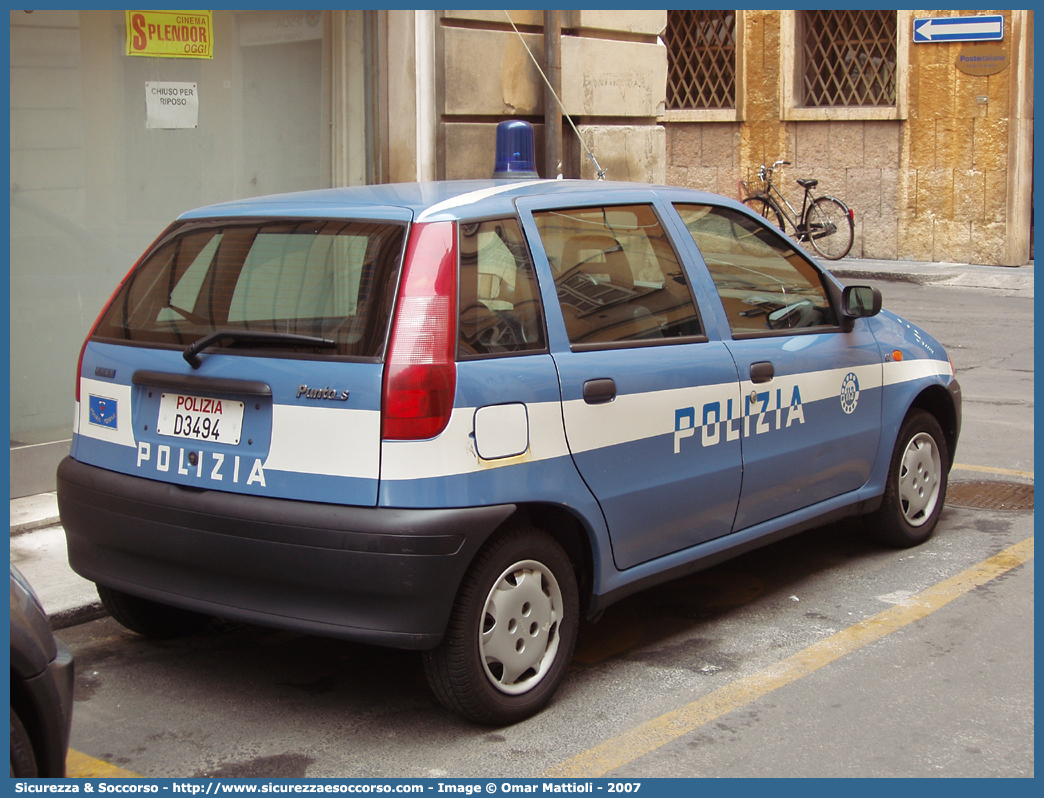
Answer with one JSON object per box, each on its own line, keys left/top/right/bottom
{"left": 57, "top": 279, "right": 1034, "bottom": 778}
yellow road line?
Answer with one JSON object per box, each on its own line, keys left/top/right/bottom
{"left": 952, "top": 463, "right": 1034, "bottom": 480}
{"left": 545, "top": 537, "right": 1034, "bottom": 778}
{"left": 67, "top": 749, "right": 142, "bottom": 778}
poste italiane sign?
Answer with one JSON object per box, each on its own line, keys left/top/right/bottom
{"left": 955, "top": 44, "right": 1009, "bottom": 76}
{"left": 126, "top": 11, "right": 213, "bottom": 59}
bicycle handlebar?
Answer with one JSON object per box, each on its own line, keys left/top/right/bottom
{"left": 757, "top": 160, "right": 791, "bottom": 183}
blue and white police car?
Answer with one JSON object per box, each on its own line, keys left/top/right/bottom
{"left": 57, "top": 178, "right": 960, "bottom": 725}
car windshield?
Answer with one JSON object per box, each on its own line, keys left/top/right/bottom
{"left": 92, "top": 219, "right": 407, "bottom": 359}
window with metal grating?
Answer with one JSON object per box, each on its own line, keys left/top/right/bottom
{"left": 800, "top": 10, "right": 897, "bottom": 107}
{"left": 666, "top": 10, "right": 736, "bottom": 110}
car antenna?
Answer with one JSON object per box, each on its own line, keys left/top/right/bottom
{"left": 503, "top": 10, "right": 607, "bottom": 180}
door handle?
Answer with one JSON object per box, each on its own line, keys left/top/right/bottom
{"left": 583, "top": 378, "right": 617, "bottom": 405}
{"left": 750, "top": 361, "right": 774, "bottom": 383}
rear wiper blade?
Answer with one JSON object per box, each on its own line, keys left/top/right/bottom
{"left": 184, "top": 329, "right": 337, "bottom": 369}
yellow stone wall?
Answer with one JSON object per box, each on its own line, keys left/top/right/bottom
{"left": 664, "top": 10, "right": 1033, "bottom": 266}
{"left": 900, "top": 9, "right": 1032, "bottom": 265}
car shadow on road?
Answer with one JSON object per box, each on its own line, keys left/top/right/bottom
{"left": 64, "top": 510, "right": 983, "bottom": 776}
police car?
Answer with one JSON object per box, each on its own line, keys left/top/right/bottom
{"left": 57, "top": 178, "right": 961, "bottom": 725}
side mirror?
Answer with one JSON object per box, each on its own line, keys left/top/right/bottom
{"left": 842, "top": 285, "right": 882, "bottom": 319}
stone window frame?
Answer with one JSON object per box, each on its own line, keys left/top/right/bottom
{"left": 779, "top": 9, "right": 911, "bottom": 122}
{"left": 661, "top": 10, "right": 745, "bottom": 124}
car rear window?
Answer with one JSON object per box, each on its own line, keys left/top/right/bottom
{"left": 93, "top": 219, "right": 407, "bottom": 360}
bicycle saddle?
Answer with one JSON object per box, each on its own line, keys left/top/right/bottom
{"left": 797, "top": 178, "right": 818, "bottom": 189}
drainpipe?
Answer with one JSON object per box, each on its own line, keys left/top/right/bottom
{"left": 543, "top": 10, "right": 562, "bottom": 179}
{"left": 415, "top": 9, "right": 436, "bottom": 182}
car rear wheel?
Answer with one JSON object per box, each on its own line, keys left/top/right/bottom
{"left": 10, "top": 708, "right": 37, "bottom": 777}
{"left": 868, "top": 409, "right": 949, "bottom": 548}
{"left": 422, "top": 519, "right": 579, "bottom": 725}
{"left": 97, "top": 585, "right": 211, "bottom": 639}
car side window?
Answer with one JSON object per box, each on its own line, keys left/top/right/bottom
{"left": 674, "top": 204, "right": 838, "bottom": 335}
{"left": 457, "top": 217, "right": 546, "bottom": 358}
{"left": 533, "top": 204, "right": 703, "bottom": 348}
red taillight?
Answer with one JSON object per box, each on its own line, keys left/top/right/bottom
{"left": 74, "top": 226, "right": 172, "bottom": 402}
{"left": 381, "top": 221, "right": 458, "bottom": 440}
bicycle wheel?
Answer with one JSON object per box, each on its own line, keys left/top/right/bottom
{"left": 804, "top": 196, "right": 853, "bottom": 260}
{"left": 742, "top": 196, "right": 785, "bottom": 232}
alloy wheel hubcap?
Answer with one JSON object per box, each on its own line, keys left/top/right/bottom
{"left": 899, "top": 432, "right": 942, "bottom": 526}
{"left": 479, "top": 559, "right": 562, "bottom": 695}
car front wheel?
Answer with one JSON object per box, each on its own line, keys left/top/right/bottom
{"left": 868, "top": 409, "right": 949, "bottom": 548}
{"left": 423, "top": 519, "right": 579, "bottom": 725}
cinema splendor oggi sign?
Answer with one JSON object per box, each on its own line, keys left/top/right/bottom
{"left": 126, "top": 10, "right": 213, "bottom": 59}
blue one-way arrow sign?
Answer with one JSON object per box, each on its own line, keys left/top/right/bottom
{"left": 913, "top": 15, "right": 1004, "bottom": 43}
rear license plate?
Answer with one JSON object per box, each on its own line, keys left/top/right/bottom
{"left": 156, "top": 393, "right": 244, "bottom": 445}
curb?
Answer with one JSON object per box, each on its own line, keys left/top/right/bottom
{"left": 51, "top": 602, "right": 108, "bottom": 632}
{"left": 10, "top": 491, "right": 61, "bottom": 537}
{"left": 828, "top": 268, "right": 950, "bottom": 285}
{"left": 11, "top": 514, "right": 63, "bottom": 537}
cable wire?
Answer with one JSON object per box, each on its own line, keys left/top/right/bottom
{"left": 502, "top": 10, "right": 606, "bottom": 180}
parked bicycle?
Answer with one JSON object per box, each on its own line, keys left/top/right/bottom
{"left": 741, "top": 160, "right": 854, "bottom": 260}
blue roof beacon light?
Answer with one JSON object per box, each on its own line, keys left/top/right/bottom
{"left": 492, "top": 120, "right": 539, "bottom": 179}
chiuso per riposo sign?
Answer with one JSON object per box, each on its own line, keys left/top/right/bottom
{"left": 126, "top": 10, "right": 213, "bottom": 59}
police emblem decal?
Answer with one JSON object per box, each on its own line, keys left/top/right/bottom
{"left": 840, "top": 372, "right": 860, "bottom": 415}
{"left": 88, "top": 395, "right": 119, "bottom": 429}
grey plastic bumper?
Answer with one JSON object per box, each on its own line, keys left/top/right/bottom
{"left": 57, "top": 457, "right": 515, "bottom": 649}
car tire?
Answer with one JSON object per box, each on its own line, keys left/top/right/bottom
{"left": 868, "top": 409, "right": 949, "bottom": 548}
{"left": 422, "top": 519, "right": 579, "bottom": 725}
{"left": 97, "top": 585, "right": 211, "bottom": 639}
{"left": 11, "top": 708, "right": 38, "bottom": 777}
